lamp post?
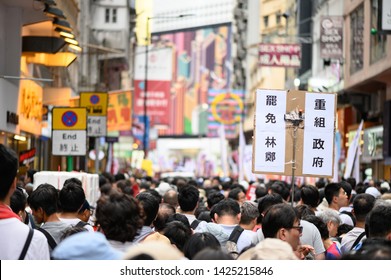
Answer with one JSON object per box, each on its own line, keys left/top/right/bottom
{"left": 142, "top": 14, "right": 194, "bottom": 157}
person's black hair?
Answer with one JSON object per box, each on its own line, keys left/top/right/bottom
{"left": 262, "top": 203, "right": 298, "bottom": 238}
{"left": 163, "top": 220, "right": 192, "bottom": 252}
{"left": 228, "top": 187, "right": 244, "bottom": 201}
{"left": 197, "top": 211, "right": 212, "bottom": 223}
{"left": 295, "top": 204, "right": 315, "bottom": 220}
{"left": 367, "top": 203, "right": 391, "bottom": 238}
{"left": 144, "top": 189, "right": 162, "bottom": 203}
{"left": 61, "top": 227, "right": 88, "bottom": 241}
{"left": 10, "top": 187, "right": 27, "bottom": 214}
{"left": 300, "top": 185, "right": 319, "bottom": 208}
{"left": 340, "top": 180, "right": 353, "bottom": 199}
{"left": 154, "top": 203, "right": 176, "bottom": 232}
{"left": 337, "top": 223, "right": 354, "bottom": 237}
{"left": 0, "top": 144, "right": 18, "bottom": 200}
{"left": 346, "top": 177, "right": 357, "bottom": 190}
{"left": 178, "top": 185, "right": 199, "bottom": 212}
{"left": 99, "top": 182, "right": 113, "bottom": 195}
{"left": 353, "top": 193, "right": 376, "bottom": 222}
{"left": 342, "top": 239, "right": 391, "bottom": 260}
{"left": 166, "top": 213, "right": 191, "bottom": 228}
{"left": 269, "top": 181, "right": 290, "bottom": 201}
{"left": 101, "top": 172, "right": 115, "bottom": 183}
{"left": 96, "top": 192, "right": 144, "bottom": 242}
{"left": 210, "top": 198, "right": 240, "bottom": 218}
{"left": 230, "top": 183, "right": 246, "bottom": 193}
{"left": 114, "top": 172, "right": 126, "bottom": 182}
{"left": 116, "top": 179, "right": 133, "bottom": 196}
{"left": 194, "top": 205, "right": 209, "bottom": 218}
{"left": 207, "top": 191, "right": 224, "bottom": 209}
{"left": 193, "top": 248, "right": 234, "bottom": 260}
{"left": 63, "top": 177, "right": 82, "bottom": 188}
{"left": 59, "top": 180, "right": 86, "bottom": 212}
{"left": 255, "top": 186, "right": 267, "bottom": 200}
{"left": 136, "top": 192, "right": 160, "bottom": 226}
{"left": 28, "top": 183, "right": 59, "bottom": 216}
{"left": 183, "top": 232, "right": 221, "bottom": 260}
{"left": 26, "top": 169, "right": 37, "bottom": 184}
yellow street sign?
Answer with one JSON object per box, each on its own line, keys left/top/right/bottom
{"left": 52, "top": 107, "right": 87, "bottom": 130}
{"left": 80, "top": 92, "right": 108, "bottom": 116}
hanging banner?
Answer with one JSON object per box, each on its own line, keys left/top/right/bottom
{"left": 320, "top": 16, "right": 343, "bottom": 59}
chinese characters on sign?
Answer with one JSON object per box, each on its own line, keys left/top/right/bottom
{"left": 258, "top": 44, "right": 301, "bottom": 68}
{"left": 302, "top": 93, "right": 336, "bottom": 176}
{"left": 253, "top": 89, "right": 287, "bottom": 173}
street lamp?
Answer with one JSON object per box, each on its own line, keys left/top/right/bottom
{"left": 143, "top": 14, "right": 194, "bottom": 157}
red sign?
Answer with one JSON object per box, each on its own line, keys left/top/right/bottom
{"left": 19, "top": 148, "right": 36, "bottom": 166}
{"left": 259, "top": 43, "right": 301, "bottom": 68}
{"left": 134, "top": 80, "right": 170, "bottom": 126}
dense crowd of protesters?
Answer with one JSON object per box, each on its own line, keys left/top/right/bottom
{"left": 1, "top": 143, "right": 391, "bottom": 260}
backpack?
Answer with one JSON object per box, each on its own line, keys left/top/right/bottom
{"left": 190, "top": 219, "right": 201, "bottom": 230}
{"left": 75, "top": 220, "right": 89, "bottom": 228}
{"left": 340, "top": 210, "right": 356, "bottom": 226}
{"left": 36, "top": 227, "right": 57, "bottom": 250}
{"left": 19, "top": 228, "right": 34, "bottom": 260}
{"left": 225, "top": 225, "right": 244, "bottom": 259}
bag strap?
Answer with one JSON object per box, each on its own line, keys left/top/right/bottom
{"left": 19, "top": 228, "right": 34, "bottom": 260}
{"left": 350, "top": 231, "right": 366, "bottom": 251}
{"left": 190, "top": 219, "right": 201, "bottom": 230}
{"left": 228, "top": 225, "right": 244, "bottom": 243}
{"left": 75, "top": 220, "right": 88, "bottom": 228}
{"left": 36, "top": 227, "right": 57, "bottom": 250}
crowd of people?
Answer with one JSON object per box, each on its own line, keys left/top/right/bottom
{"left": 1, "top": 143, "right": 391, "bottom": 260}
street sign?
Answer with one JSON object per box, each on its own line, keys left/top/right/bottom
{"left": 52, "top": 130, "right": 87, "bottom": 156}
{"left": 52, "top": 107, "right": 87, "bottom": 156}
{"left": 52, "top": 107, "right": 87, "bottom": 130}
{"left": 80, "top": 92, "right": 108, "bottom": 137}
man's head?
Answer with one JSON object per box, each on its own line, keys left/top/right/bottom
{"left": 210, "top": 198, "right": 241, "bottom": 224}
{"left": 352, "top": 193, "right": 375, "bottom": 223}
{"left": 240, "top": 201, "right": 259, "bottom": 229}
{"left": 324, "top": 182, "right": 348, "bottom": 210}
{"left": 228, "top": 187, "right": 246, "bottom": 205}
{"left": 367, "top": 202, "right": 391, "bottom": 240}
{"left": 24, "top": 169, "right": 37, "bottom": 185}
{"left": 136, "top": 191, "right": 160, "bottom": 226}
{"left": 28, "top": 183, "right": 59, "bottom": 224}
{"left": 262, "top": 203, "right": 302, "bottom": 251}
{"left": 59, "top": 179, "right": 86, "bottom": 213}
{"left": 178, "top": 185, "right": 199, "bottom": 213}
{"left": 300, "top": 185, "right": 319, "bottom": 209}
{"left": 268, "top": 181, "right": 290, "bottom": 201}
{"left": 96, "top": 192, "right": 144, "bottom": 242}
{"left": 0, "top": 144, "right": 18, "bottom": 202}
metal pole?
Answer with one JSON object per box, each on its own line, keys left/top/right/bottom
{"left": 95, "top": 137, "right": 100, "bottom": 173}
{"left": 143, "top": 17, "right": 149, "bottom": 158}
{"left": 291, "top": 126, "right": 298, "bottom": 206}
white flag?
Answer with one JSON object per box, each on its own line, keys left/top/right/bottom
{"left": 343, "top": 120, "right": 363, "bottom": 179}
{"left": 219, "top": 124, "right": 229, "bottom": 176}
{"left": 238, "top": 122, "right": 245, "bottom": 182}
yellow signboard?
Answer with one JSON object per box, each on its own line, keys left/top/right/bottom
{"left": 52, "top": 107, "right": 87, "bottom": 130}
{"left": 80, "top": 92, "right": 108, "bottom": 116}
{"left": 107, "top": 91, "right": 132, "bottom": 132}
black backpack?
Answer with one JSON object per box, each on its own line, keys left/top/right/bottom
{"left": 225, "top": 225, "right": 244, "bottom": 259}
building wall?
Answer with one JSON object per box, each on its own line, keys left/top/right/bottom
{"left": 344, "top": 0, "right": 391, "bottom": 93}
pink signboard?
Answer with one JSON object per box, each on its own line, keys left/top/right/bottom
{"left": 259, "top": 43, "right": 301, "bottom": 68}
{"left": 133, "top": 80, "right": 171, "bottom": 126}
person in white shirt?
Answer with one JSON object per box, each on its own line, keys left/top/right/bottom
{"left": 0, "top": 144, "right": 50, "bottom": 260}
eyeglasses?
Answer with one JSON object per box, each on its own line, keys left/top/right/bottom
{"left": 290, "top": 226, "right": 303, "bottom": 234}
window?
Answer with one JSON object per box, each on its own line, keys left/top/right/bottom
{"left": 112, "top": 8, "right": 117, "bottom": 23}
{"left": 105, "top": 8, "right": 118, "bottom": 24}
{"left": 105, "top": 8, "right": 110, "bottom": 23}
{"left": 350, "top": 4, "right": 364, "bottom": 74}
{"left": 370, "top": 0, "right": 387, "bottom": 64}
{"left": 276, "top": 12, "right": 281, "bottom": 25}
{"left": 264, "top": 16, "right": 269, "bottom": 28}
